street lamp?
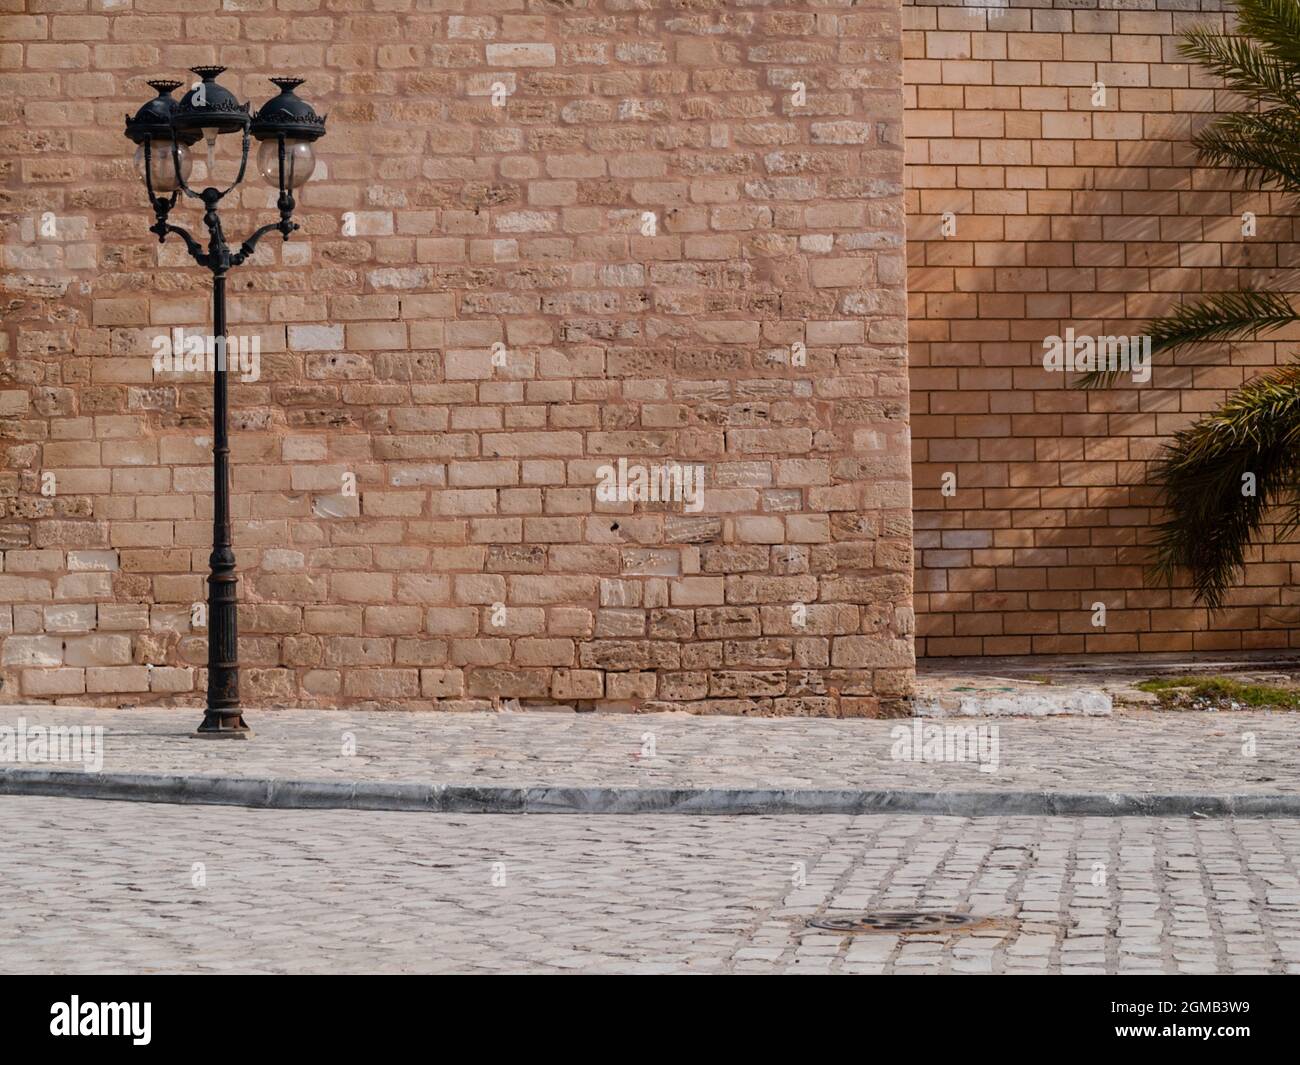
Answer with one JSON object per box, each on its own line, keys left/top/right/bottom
{"left": 125, "top": 68, "right": 326, "bottom": 738}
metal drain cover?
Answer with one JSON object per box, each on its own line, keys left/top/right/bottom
{"left": 807, "top": 911, "right": 982, "bottom": 934}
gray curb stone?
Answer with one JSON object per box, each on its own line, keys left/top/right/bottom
{"left": 2, "top": 767, "right": 1299, "bottom": 817}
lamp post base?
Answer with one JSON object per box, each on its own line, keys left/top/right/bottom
{"left": 192, "top": 711, "right": 253, "bottom": 739}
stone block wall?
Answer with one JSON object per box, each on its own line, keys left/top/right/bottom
{"left": 906, "top": 0, "right": 1300, "bottom": 656}
{"left": 0, "top": 0, "right": 913, "bottom": 713}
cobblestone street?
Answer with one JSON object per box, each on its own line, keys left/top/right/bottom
{"left": 3, "top": 796, "right": 1297, "bottom": 974}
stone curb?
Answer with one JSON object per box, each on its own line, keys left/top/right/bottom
{"left": 2, "top": 767, "right": 1298, "bottom": 817}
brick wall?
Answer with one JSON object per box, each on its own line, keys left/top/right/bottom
{"left": 0, "top": 1, "right": 913, "bottom": 714}
{"left": 906, "top": 0, "right": 1300, "bottom": 656}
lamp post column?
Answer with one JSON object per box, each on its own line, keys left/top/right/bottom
{"left": 196, "top": 268, "right": 247, "bottom": 736}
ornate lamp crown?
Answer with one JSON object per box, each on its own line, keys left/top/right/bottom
{"left": 251, "top": 77, "right": 327, "bottom": 142}
{"left": 173, "top": 66, "right": 250, "bottom": 135}
{"left": 124, "top": 79, "right": 201, "bottom": 144}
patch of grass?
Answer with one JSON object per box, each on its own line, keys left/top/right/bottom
{"left": 1135, "top": 675, "right": 1300, "bottom": 709}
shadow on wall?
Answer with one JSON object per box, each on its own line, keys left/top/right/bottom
{"left": 903, "top": 0, "right": 1300, "bottom": 656}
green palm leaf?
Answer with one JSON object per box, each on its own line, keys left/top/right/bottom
{"left": 1179, "top": 26, "right": 1300, "bottom": 108}
{"left": 1191, "top": 109, "right": 1300, "bottom": 191}
{"left": 1147, "top": 289, "right": 1299, "bottom": 352}
{"left": 1075, "top": 290, "right": 1299, "bottom": 389}
{"left": 1149, "top": 365, "right": 1300, "bottom": 608}
{"left": 1235, "top": 0, "right": 1300, "bottom": 68}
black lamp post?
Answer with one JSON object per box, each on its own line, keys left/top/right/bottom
{"left": 125, "top": 68, "right": 326, "bottom": 737}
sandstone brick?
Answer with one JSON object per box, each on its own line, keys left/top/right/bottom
{"left": 668, "top": 577, "right": 724, "bottom": 606}
{"left": 63, "top": 635, "right": 132, "bottom": 667}
{"left": 514, "top": 638, "right": 575, "bottom": 666}
{"left": 150, "top": 667, "right": 194, "bottom": 693}
{"left": 21, "top": 668, "right": 86, "bottom": 696}
{"left": 831, "top": 637, "right": 914, "bottom": 669}
{"left": 2, "top": 636, "right": 63, "bottom": 667}
{"left": 343, "top": 669, "right": 420, "bottom": 700}
{"left": 421, "top": 668, "right": 464, "bottom": 699}
{"left": 85, "top": 666, "right": 151, "bottom": 693}
{"left": 487, "top": 43, "right": 555, "bottom": 67}
{"left": 363, "top": 606, "right": 424, "bottom": 636}
{"left": 551, "top": 668, "right": 603, "bottom": 700}
{"left": 606, "top": 672, "right": 657, "bottom": 700}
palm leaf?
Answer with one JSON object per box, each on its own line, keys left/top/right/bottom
{"left": 1235, "top": 0, "right": 1300, "bottom": 69}
{"left": 1076, "top": 290, "right": 1300, "bottom": 389}
{"left": 1179, "top": 26, "right": 1300, "bottom": 108}
{"left": 1147, "top": 289, "right": 1299, "bottom": 351}
{"left": 1149, "top": 364, "right": 1300, "bottom": 608}
{"left": 1191, "top": 109, "right": 1300, "bottom": 191}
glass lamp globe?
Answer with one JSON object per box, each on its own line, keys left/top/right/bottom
{"left": 133, "top": 140, "right": 192, "bottom": 192}
{"left": 257, "top": 137, "right": 316, "bottom": 188}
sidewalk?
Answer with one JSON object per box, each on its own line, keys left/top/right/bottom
{"left": 1, "top": 704, "right": 1296, "bottom": 816}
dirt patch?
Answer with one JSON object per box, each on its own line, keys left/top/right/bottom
{"left": 1134, "top": 675, "right": 1300, "bottom": 712}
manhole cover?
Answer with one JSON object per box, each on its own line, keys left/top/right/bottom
{"left": 807, "top": 911, "right": 982, "bottom": 934}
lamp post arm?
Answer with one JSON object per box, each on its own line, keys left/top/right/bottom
{"left": 140, "top": 140, "right": 206, "bottom": 265}
{"left": 231, "top": 218, "right": 298, "bottom": 267}
{"left": 149, "top": 217, "right": 209, "bottom": 267}
{"left": 232, "top": 139, "right": 299, "bottom": 266}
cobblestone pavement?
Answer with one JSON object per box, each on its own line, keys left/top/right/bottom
{"left": 2, "top": 796, "right": 1297, "bottom": 974}
{"left": 0, "top": 705, "right": 1294, "bottom": 794}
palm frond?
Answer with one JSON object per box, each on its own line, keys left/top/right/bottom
{"left": 1235, "top": 0, "right": 1300, "bottom": 70}
{"left": 1180, "top": 26, "right": 1300, "bottom": 108}
{"left": 1148, "top": 289, "right": 1299, "bottom": 352}
{"left": 1191, "top": 109, "right": 1300, "bottom": 191}
{"left": 1149, "top": 364, "right": 1300, "bottom": 608}
{"left": 1076, "top": 290, "right": 1300, "bottom": 389}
